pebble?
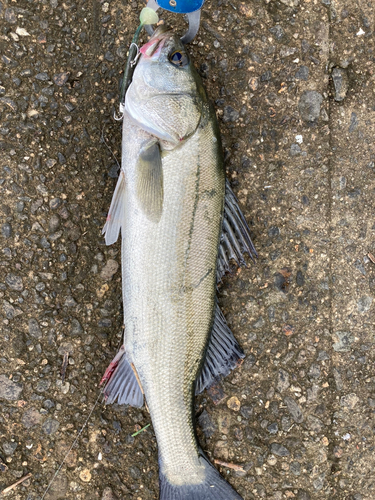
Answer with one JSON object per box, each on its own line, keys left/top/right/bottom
{"left": 267, "top": 423, "right": 278, "bottom": 434}
{"left": 0, "top": 97, "right": 17, "bottom": 112}
{"left": 297, "top": 490, "right": 311, "bottom": 500}
{"left": 282, "top": 324, "right": 294, "bottom": 336}
{"left": 267, "top": 455, "right": 277, "bottom": 465}
{"left": 313, "top": 473, "right": 325, "bottom": 491}
{"left": 227, "top": 396, "right": 241, "bottom": 411}
{"left": 333, "top": 331, "right": 354, "bottom": 352}
{"left": 340, "top": 393, "right": 359, "bottom": 409}
{"left": 70, "top": 318, "right": 83, "bottom": 335}
{"left": 129, "top": 465, "right": 141, "bottom": 479}
{"left": 36, "top": 72, "right": 50, "bottom": 81}
{"left": 270, "top": 443, "right": 290, "bottom": 457}
{"left": 280, "top": 0, "right": 299, "bottom": 6}
{"left": 290, "top": 144, "right": 302, "bottom": 156}
{"left": 56, "top": 380, "right": 70, "bottom": 394}
{"left": 3, "top": 300, "right": 16, "bottom": 320}
{"left": 5, "top": 273, "right": 23, "bottom": 291}
{"left": 42, "top": 418, "right": 60, "bottom": 435}
{"left": 349, "top": 112, "right": 358, "bottom": 133}
{"left": 36, "top": 379, "right": 51, "bottom": 392}
{"left": 280, "top": 47, "right": 297, "bottom": 58}
{"left": 198, "top": 410, "right": 217, "bottom": 438}
{"left": 308, "top": 363, "right": 320, "bottom": 379}
{"left": 49, "top": 214, "right": 61, "bottom": 232}
{"left": 332, "top": 67, "right": 349, "bottom": 101}
{"left": 240, "top": 405, "right": 253, "bottom": 419}
{"left": 102, "top": 487, "right": 118, "bottom": 500}
{"left": 21, "top": 407, "right": 42, "bottom": 428}
{"left": 238, "top": 3, "right": 253, "bottom": 18}
{"left": 357, "top": 295, "right": 372, "bottom": 313}
{"left": 295, "top": 65, "right": 309, "bottom": 80}
{"left": 269, "top": 25, "right": 285, "bottom": 41}
{"left": 58, "top": 152, "right": 66, "bottom": 165}
{"left": 277, "top": 369, "right": 290, "bottom": 392}
{"left": 248, "top": 77, "right": 259, "bottom": 91}
{"left": 290, "top": 461, "right": 301, "bottom": 476}
{"left": 298, "top": 91, "right": 323, "bottom": 122}
{"left": 284, "top": 396, "right": 304, "bottom": 423}
{"left": 50, "top": 198, "right": 62, "bottom": 210}
{"left": 2, "top": 441, "right": 17, "bottom": 455}
{"left": 0, "top": 374, "right": 23, "bottom": 400}
{"left": 45, "top": 474, "right": 68, "bottom": 499}
{"left": 4, "top": 8, "right": 16, "bottom": 23}
{"left": 100, "top": 259, "right": 119, "bottom": 281}
{"left": 1, "top": 223, "right": 12, "bottom": 238}
{"left": 79, "top": 468, "right": 92, "bottom": 482}
{"left": 53, "top": 72, "right": 70, "bottom": 86}
{"left": 29, "top": 318, "right": 43, "bottom": 339}
{"left": 222, "top": 106, "right": 240, "bottom": 123}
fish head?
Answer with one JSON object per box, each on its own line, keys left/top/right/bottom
{"left": 125, "top": 27, "right": 205, "bottom": 146}
{"left": 138, "top": 26, "right": 194, "bottom": 92}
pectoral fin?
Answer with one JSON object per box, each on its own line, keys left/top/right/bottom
{"left": 136, "top": 140, "right": 163, "bottom": 222}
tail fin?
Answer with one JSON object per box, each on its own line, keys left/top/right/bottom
{"left": 159, "top": 451, "right": 243, "bottom": 500}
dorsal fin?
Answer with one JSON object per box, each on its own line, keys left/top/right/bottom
{"left": 217, "top": 179, "right": 257, "bottom": 281}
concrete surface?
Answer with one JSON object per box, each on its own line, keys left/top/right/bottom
{"left": 0, "top": 0, "right": 374, "bottom": 499}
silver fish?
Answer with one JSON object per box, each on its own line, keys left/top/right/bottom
{"left": 101, "top": 26, "right": 256, "bottom": 500}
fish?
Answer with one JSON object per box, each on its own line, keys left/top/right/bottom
{"left": 100, "top": 25, "right": 257, "bottom": 500}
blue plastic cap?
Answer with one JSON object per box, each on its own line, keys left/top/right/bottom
{"left": 156, "top": 0, "right": 204, "bottom": 14}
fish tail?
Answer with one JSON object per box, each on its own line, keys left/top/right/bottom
{"left": 159, "top": 451, "right": 243, "bottom": 500}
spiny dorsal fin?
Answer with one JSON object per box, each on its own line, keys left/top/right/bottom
{"left": 136, "top": 140, "right": 163, "bottom": 223}
{"left": 217, "top": 179, "right": 257, "bottom": 281}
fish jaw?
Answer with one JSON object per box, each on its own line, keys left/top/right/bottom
{"left": 139, "top": 37, "right": 166, "bottom": 59}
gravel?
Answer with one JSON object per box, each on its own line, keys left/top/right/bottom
{"left": 298, "top": 90, "right": 323, "bottom": 122}
{"left": 0, "top": 2, "right": 373, "bottom": 499}
{"left": 0, "top": 374, "right": 23, "bottom": 400}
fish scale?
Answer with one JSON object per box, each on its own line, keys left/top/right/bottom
{"left": 121, "top": 118, "right": 222, "bottom": 483}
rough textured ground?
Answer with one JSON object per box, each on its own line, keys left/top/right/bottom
{"left": 0, "top": 0, "right": 374, "bottom": 499}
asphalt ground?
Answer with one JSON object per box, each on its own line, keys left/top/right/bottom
{"left": 0, "top": 0, "right": 374, "bottom": 499}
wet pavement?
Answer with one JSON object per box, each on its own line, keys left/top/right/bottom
{"left": 0, "top": 0, "right": 374, "bottom": 499}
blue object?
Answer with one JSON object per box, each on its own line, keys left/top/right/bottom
{"left": 145, "top": 0, "right": 203, "bottom": 43}
{"left": 156, "top": 0, "right": 204, "bottom": 14}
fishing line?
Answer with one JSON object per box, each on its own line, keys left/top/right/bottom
{"left": 101, "top": 125, "right": 121, "bottom": 172}
{"left": 40, "top": 388, "right": 104, "bottom": 500}
{"left": 115, "top": 7, "right": 159, "bottom": 120}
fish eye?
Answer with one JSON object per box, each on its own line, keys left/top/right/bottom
{"left": 169, "top": 50, "right": 189, "bottom": 67}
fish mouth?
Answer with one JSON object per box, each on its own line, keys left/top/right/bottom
{"left": 140, "top": 25, "right": 173, "bottom": 58}
{"left": 151, "top": 24, "right": 172, "bottom": 39}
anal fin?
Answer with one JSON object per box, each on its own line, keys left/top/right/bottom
{"left": 100, "top": 346, "right": 144, "bottom": 407}
{"left": 196, "top": 304, "right": 245, "bottom": 394}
